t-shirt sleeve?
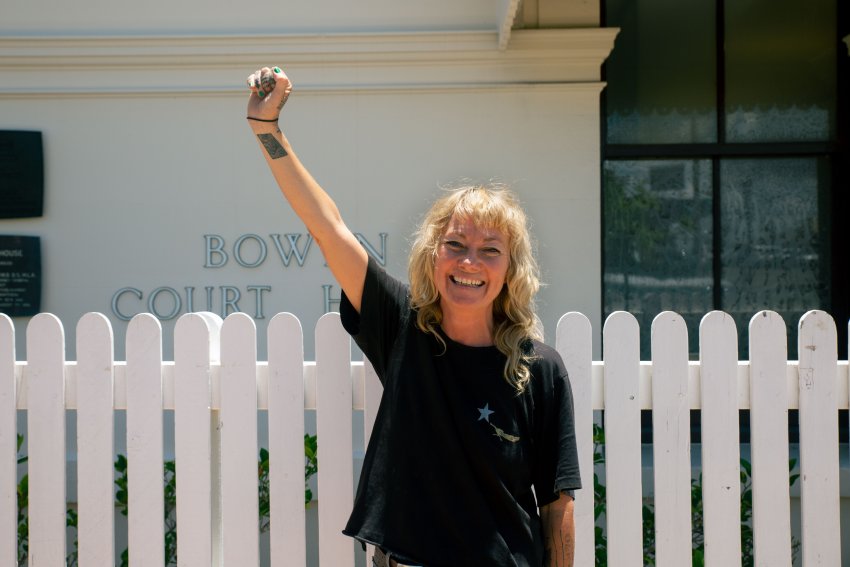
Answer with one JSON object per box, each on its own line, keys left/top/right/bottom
{"left": 533, "top": 350, "right": 582, "bottom": 508}
{"left": 339, "top": 256, "right": 409, "bottom": 383}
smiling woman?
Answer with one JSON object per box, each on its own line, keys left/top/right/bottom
{"left": 246, "top": 65, "right": 581, "bottom": 567}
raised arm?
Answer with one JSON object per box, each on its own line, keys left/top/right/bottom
{"left": 246, "top": 66, "right": 368, "bottom": 311}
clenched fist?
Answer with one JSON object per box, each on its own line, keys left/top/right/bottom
{"left": 246, "top": 66, "right": 293, "bottom": 124}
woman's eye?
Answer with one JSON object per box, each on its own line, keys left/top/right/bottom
{"left": 445, "top": 240, "right": 463, "bottom": 249}
{"left": 483, "top": 248, "right": 501, "bottom": 256}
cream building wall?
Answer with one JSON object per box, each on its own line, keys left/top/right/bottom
{"left": 0, "top": 3, "right": 616, "bottom": 363}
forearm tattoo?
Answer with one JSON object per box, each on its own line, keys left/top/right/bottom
{"left": 542, "top": 504, "right": 575, "bottom": 567}
{"left": 276, "top": 89, "right": 290, "bottom": 113}
{"left": 257, "top": 133, "right": 288, "bottom": 159}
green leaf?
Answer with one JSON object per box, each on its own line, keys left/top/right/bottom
{"left": 16, "top": 434, "right": 28, "bottom": 464}
{"left": 66, "top": 508, "right": 78, "bottom": 528}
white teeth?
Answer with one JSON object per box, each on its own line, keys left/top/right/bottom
{"left": 452, "top": 276, "right": 484, "bottom": 287}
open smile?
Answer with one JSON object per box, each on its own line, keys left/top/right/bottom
{"left": 451, "top": 275, "right": 485, "bottom": 288}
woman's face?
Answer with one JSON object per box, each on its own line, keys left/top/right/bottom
{"left": 433, "top": 214, "right": 510, "bottom": 321}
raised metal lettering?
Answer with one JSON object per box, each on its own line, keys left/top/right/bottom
{"left": 234, "top": 234, "right": 268, "bottom": 268}
{"left": 185, "top": 286, "right": 195, "bottom": 313}
{"left": 322, "top": 284, "right": 341, "bottom": 313}
{"left": 221, "top": 286, "right": 241, "bottom": 316}
{"left": 247, "top": 285, "right": 272, "bottom": 319}
{"left": 355, "top": 232, "right": 388, "bottom": 266}
{"left": 270, "top": 233, "right": 313, "bottom": 267}
{"left": 147, "top": 287, "right": 182, "bottom": 320}
{"left": 111, "top": 287, "right": 143, "bottom": 321}
{"left": 204, "top": 234, "right": 228, "bottom": 268}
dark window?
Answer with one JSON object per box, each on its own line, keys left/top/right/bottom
{"left": 602, "top": 0, "right": 848, "bottom": 361}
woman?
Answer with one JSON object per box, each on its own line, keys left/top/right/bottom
{"left": 246, "top": 66, "right": 580, "bottom": 567}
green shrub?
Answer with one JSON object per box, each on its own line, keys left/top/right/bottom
{"left": 592, "top": 424, "right": 800, "bottom": 566}
{"left": 17, "top": 433, "right": 319, "bottom": 567}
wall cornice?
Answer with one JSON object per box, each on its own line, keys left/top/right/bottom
{"left": 498, "top": 0, "right": 523, "bottom": 50}
{"left": 0, "top": 28, "right": 618, "bottom": 96}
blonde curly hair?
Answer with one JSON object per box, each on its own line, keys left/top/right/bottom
{"left": 408, "top": 184, "right": 542, "bottom": 393}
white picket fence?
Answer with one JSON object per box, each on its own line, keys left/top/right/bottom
{"left": 1, "top": 309, "right": 848, "bottom": 566}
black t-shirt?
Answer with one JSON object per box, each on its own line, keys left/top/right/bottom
{"left": 340, "top": 258, "right": 581, "bottom": 567}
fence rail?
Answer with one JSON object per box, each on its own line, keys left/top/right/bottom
{"left": 1, "top": 309, "right": 848, "bottom": 566}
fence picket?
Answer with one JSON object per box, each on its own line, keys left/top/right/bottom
{"left": 748, "top": 311, "right": 792, "bottom": 566}
{"left": 362, "top": 360, "right": 382, "bottom": 447}
{"left": 267, "top": 313, "right": 306, "bottom": 566}
{"left": 698, "top": 312, "right": 741, "bottom": 566}
{"left": 651, "top": 311, "right": 692, "bottom": 567}
{"left": 26, "top": 313, "right": 67, "bottom": 566}
{"left": 797, "top": 311, "right": 840, "bottom": 565}
{"left": 315, "top": 313, "right": 354, "bottom": 567}
{"left": 600, "top": 311, "right": 643, "bottom": 566}
{"left": 555, "top": 312, "right": 594, "bottom": 566}
{"left": 362, "top": 359, "right": 382, "bottom": 567}
{"left": 220, "top": 313, "right": 259, "bottom": 566}
{"left": 76, "top": 313, "right": 116, "bottom": 566}
{"left": 174, "top": 312, "right": 221, "bottom": 567}
{"left": 0, "top": 314, "right": 15, "bottom": 567}
{"left": 126, "top": 313, "right": 165, "bottom": 567}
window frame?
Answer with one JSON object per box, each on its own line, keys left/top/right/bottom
{"left": 600, "top": 0, "right": 849, "bottom": 360}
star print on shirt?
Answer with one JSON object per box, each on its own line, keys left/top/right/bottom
{"left": 476, "top": 403, "right": 520, "bottom": 443}
{"left": 478, "top": 403, "right": 494, "bottom": 422}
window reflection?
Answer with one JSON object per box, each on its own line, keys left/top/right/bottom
{"left": 721, "top": 157, "right": 831, "bottom": 357}
{"left": 603, "top": 160, "right": 714, "bottom": 358}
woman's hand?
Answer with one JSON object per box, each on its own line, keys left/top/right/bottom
{"left": 246, "top": 66, "right": 293, "bottom": 123}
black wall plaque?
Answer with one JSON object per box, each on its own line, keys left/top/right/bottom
{"left": 0, "top": 235, "right": 41, "bottom": 316}
{"left": 0, "top": 131, "right": 44, "bottom": 219}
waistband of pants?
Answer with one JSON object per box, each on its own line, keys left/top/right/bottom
{"left": 372, "top": 546, "right": 422, "bottom": 567}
